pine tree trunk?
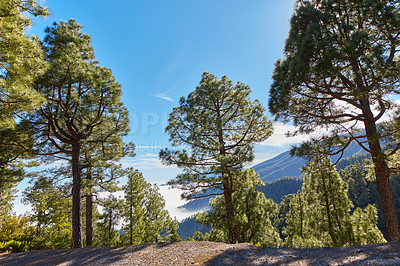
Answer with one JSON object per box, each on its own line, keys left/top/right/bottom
{"left": 129, "top": 205, "right": 133, "bottom": 245}
{"left": 353, "top": 60, "right": 400, "bottom": 241}
{"left": 368, "top": 140, "right": 400, "bottom": 241}
{"left": 0, "top": 190, "right": 2, "bottom": 232}
{"left": 299, "top": 196, "right": 303, "bottom": 238}
{"left": 85, "top": 192, "right": 93, "bottom": 246}
{"left": 223, "top": 177, "right": 237, "bottom": 244}
{"left": 72, "top": 141, "right": 83, "bottom": 248}
{"left": 85, "top": 168, "right": 93, "bottom": 246}
{"left": 321, "top": 173, "right": 338, "bottom": 246}
{"left": 362, "top": 107, "right": 400, "bottom": 241}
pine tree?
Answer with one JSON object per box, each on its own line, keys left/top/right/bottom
{"left": 26, "top": 19, "right": 131, "bottom": 248}
{"left": 142, "top": 184, "right": 171, "bottom": 243}
{"left": 339, "top": 161, "right": 370, "bottom": 210}
{"left": 269, "top": 0, "right": 400, "bottom": 241}
{"left": 83, "top": 161, "right": 133, "bottom": 246}
{"left": 302, "top": 153, "right": 354, "bottom": 247}
{"left": 167, "top": 219, "right": 182, "bottom": 243}
{"left": 160, "top": 72, "right": 273, "bottom": 243}
{"left": 196, "top": 169, "right": 281, "bottom": 247}
{"left": 282, "top": 191, "right": 310, "bottom": 247}
{"left": 121, "top": 169, "right": 147, "bottom": 245}
{"left": 351, "top": 205, "right": 386, "bottom": 245}
{"left": 284, "top": 150, "right": 385, "bottom": 247}
{"left": 96, "top": 194, "right": 123, "bottom": 247}
{"left": 121, "top": 169, "right": 174, "bottom": 245}
{"left": 0, "top": 0, "right": 48, "bottom": 129}
{"left": 22, "top": 175, "right": 72, "bottom": 249}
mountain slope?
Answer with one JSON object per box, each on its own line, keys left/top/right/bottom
{"left": 253, "top": 152, "right": 305, "bottom": 183}
{"left": 253, "top": 141, "right": 367, "bottom": 183}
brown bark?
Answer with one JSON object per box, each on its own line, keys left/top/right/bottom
{"left": 0, "top": 190, "right": 2, "bottom": 232}
{"left": 85, "top": 193, "right": 93, "bottom": 246}
{"left": 347, "top": 55, "right": 400, "bottom": 241}
{"left": 361, "top": 101, "right": 400, "bottom": 241}
{"left": 72, "top": 141, "right": 83, "bottom": 248}
{"left": 321, "top": 172, "right": 338, "bottom": 246}
{"left": 129, "top": 204, "right": 133, "bottom": 245}
{"left": 223, "top": 178, "right": 237, "bottom": 244}
{"left": 85, "top": 168, "right": 93, "bottom": 246}
{"left": 108, "top": 209, "right": 112, "bottom": 241}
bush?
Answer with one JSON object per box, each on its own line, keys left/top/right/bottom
{"left": 0, "top": 240, "right": 30, "bottom": 253}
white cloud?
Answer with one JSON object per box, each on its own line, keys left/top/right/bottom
{"left": 260, "top": 123, "right": 327, "bottom": 147}
{"left": 120, "top": 153, "right": 175, "bottom": 170}
{"left": 150, "top": 93, "right": 176, "bottom": 102}
{"left": 98, "top": 184, "right": 200, "bottom": 222}
{"left": 158, "top": 185, "right": 201, "bottom": 221}
{"left": 13, "top": 199, "right": 31, "bottom": 216}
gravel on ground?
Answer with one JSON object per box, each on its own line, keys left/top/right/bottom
{"left": 0, "top": 240, "right": 399, "bottom": 265}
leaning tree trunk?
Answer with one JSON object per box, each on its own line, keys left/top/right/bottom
{"left": 72, "top": 141, "right": 83, "bottom": 248}
{"left": 362, "top": 103, "right": 400, "bottom": 241}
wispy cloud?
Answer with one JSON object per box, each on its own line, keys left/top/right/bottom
{"left": 150, "top": 93, "right": 176, "bottom": 102}
{"left": 120, "top": 153, "right": 175, "bottom": 170}
{"left": 260, "top": 123, "right": 329, "bottom": 147}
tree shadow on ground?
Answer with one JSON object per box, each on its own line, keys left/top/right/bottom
{"left": 205, "top": 240, "right": 400, "bottom": 265}
{"left": 0, "top": 244, "right": 151, "bottom": 266}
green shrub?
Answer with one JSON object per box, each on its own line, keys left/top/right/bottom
{"left": 0, "top": 240, "right": 30, "bottom": 253}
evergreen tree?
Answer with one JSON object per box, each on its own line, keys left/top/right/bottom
{"left": 339, "top": 161, "right": 370, "bottom": 210}
{"left": 160, "top": 72, "right": 273, "bottom": 243}
{"left": 142, "top": 184, "right": 171, "bottom": 243}
{"left": 0, "top": 214, "right": 33, "bottom": 246}
{"left": 167, "top": 219, "right": 182, "bottom": 243}
{"left": 284, "top": 151, "right": 385, "bottom": 247}
{"left": 0, "top": 163, "right": 24, "bottom": 230}
{"left": 121, "top": 169, "right": 147, "bottom": 245}
{"left": 26, "top": 19, "right": 130, "bottom": 248}
{"left": 0, "top": 0, "right": 48, "bottom": 129}
{"left": 196, "top": 169, "right": 281, "bottom": 247}
{"left": 269, "top": 0, "right": 400, "bottom": 240}
{"left": 282, "top": 191, "right": 311, "bottom": 247}
{"left": 272, "top": 194, "right": 294, "bottom": 240}
{"left": 22, "top": 175, "right": 72, "bottom": 249}
{"left": 302, "top": 153, "right": 354, "bottom": 247}
{"left": 121, "top": 169, "right": 175, "bottom": 245}
{"left": 351, "top": 205, "right": 386, "bottom": 245}
{"left": 83, "top": 161, "right": 132, "bottom": 246}
{"left": 96, "top": 194, "right": 122, "bottom": 247}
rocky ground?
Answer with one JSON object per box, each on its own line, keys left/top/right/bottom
{"left": 0, "top": 240, "right": 399, "bottom": 265}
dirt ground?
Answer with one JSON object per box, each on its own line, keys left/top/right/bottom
{"left": 0, "top": 240, "right": 399, "bottom": 265}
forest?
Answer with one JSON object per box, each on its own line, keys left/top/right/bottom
{"left": 1, "top": 0, "right": 400, "bottom": 252}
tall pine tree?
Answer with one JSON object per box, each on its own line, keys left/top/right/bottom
{"left": 269, "top": 0, "right": 400, "bottom": 241}
{"left": 284, "top": 150, "right": 385, "bottom": 247}
{"left": 160, "top": 72, "right": 273, "bottom": 243}
{"left": 27, "top": 20, "right": 130, "bottom": 248}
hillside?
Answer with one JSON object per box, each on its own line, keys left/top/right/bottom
{"left": 253, "top": 141, "right": 367, "bottom": 183}
{"left": 177, "top": 216, "right": 210, "bottom": 240}
{"left": 1, "top": 240, "right": 399, "bottom": 265}
{"left": 253, "top": 151, "right": 305, "bottom": 183}
{"left": 179, "top": 143, "right": 369, "bottom": 213}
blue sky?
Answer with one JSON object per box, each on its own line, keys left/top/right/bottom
{"left": 26, "top": 1, "right": 302, "bottom": 186}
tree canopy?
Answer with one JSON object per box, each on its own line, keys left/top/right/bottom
{"left": 27, "top": 19, "right": 131, "bottom": 248}
{"left": 269, "top": 0, "right": 400, "bottom": 241}
{"left": 0, "top": 0, "right": 48, "bottom": 129}
{"left": 160, "top": 72, "right": 273, "bottom": 243}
